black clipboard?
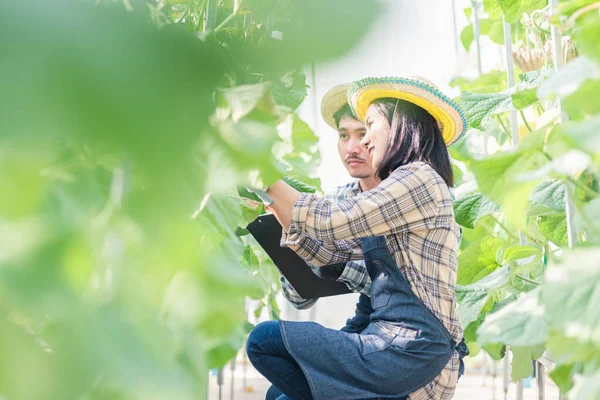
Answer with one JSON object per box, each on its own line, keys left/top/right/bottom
{"left": 247, "top": 214, "right": 352, "bottom": 299}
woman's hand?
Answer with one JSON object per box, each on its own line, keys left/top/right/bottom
{"left": 265, "top": 180, "right": 302, "bottom": 232}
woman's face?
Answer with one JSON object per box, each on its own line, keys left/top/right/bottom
{"left": 360, "top": 103, "right": 392, "bottom": 170}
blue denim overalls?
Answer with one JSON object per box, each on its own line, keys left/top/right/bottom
{"left": 279, "top": 236, "right": 467, "bottom": 400}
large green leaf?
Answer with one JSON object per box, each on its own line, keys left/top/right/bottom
{"left": 470, "top": 144, "right": 547, "bottom": 229}
{"left": 218, "top": 82, "right": 278, "bottom": 123}
{"left": 537, "top": 56, "right": 600, "bottom": 101}
{"left": 450, "top": 70, "right": 507, "bottom": 94}
{"left": 457, "top": 236, "right": 506, "bottom": 285}
{"left": 549, "top": 363, "right": 575, "bottom": 394}
{"left": 494, "top": 0, "right": 548, "bottom": 24}
{"left": 556, "top": 115, "right": 600, "bottom": 161}
{"left": 458, "top": 292, "right": 490, "bottom": 328}
{"left": 510, "top": 344, "right": 546, "bottom": 381}
{"left": 571, "top": 9, "right": 600, "bottom": 63}
{"left": 564, "top": 78, "right": 600, "bottom": 117}
{"left": 502, "top": 244, "right": 541, "bottom": 263}
{"left": 570, "top": 370, "right": 600, "bottom": 400}
{"left": 530, "top": 179, "right": 566, "bottom": 212}
{"left": 453, "top": 192, "right": 501, "bottom": 229}
{"left": 457, "top": 265, "right": 511, "bottom": 293}
{"left": 461, "top": 24, "right": 474, "bottom": 52}
{"left": 477, "top": 290, "right": 550, "bottom": 347}
{"left": 511, "top": 70, "right": 553, "bottom": 110}
{"left": 483, "top": 0, "right": 504, "bottom": 19}
{"left": 460, "top": 91, "right": 513, "bottom": 130}
{"left": 537, "top": 213, "right": 568, "bottom": 246}
{"left": 541, "top": 248, "right": 600, "bottom": 344}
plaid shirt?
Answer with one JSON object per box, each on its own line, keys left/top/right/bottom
{"left": 280, "top": 180, "right": 371, "bottom": 309}
{"left": 282, "top": 162, "right": 463, "bottom": 400}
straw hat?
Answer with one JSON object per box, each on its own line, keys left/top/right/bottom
{"left": 320, "top": 83, "right": 352, "bottom": 130}
{"left": 347, "top": 76, "right": 467, "bottom": 146}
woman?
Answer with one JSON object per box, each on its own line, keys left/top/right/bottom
{"left": 246, "top": 76, "right": 469, "bottom": 400}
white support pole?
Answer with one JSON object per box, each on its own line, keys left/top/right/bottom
{"left": 217, "top": 367, "right": 224, "bottom": 400}
{"left": 503, "top": 18, "right": 526, "bottom": 400}
{"left": 474, "top": 2, "right": 483, "bottom": 75}
{"left": 537, "top": 361, "right": 546, "bottom": 400}
{"left": 451, "top": 0, "right": 460, "bottom": 59}
{"left": 473, "top": 1, "right": 490, "bottom": 155}
{"left": 230, "top": 356, "right": 237, "bottom": 400}
{"left": 503, "top": 352, "right": 510, "bottom": 400}
{"left": 549, "top": 0, "right": 578, "bottom": 247}
{"left": 204, "top": 0, "right": 218, "bottom": 31}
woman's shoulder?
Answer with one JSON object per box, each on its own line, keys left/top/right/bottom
{"left": 389, "top": 161, "right": 445, "bottom": 186}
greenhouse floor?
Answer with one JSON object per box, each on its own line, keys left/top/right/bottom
{"left": 207, "top": 358, "right": 560, "bottom": 400}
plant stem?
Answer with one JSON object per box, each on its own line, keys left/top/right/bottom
{"left": 542, "top": 151, "right": 600, "bottom": 199}
{"left": 519, "top": 109, "right": 534, "bottom": 133}
{"left": 515, "top": 274, "right": 543, "bottom": 285}
{"left": 569, "top": 176, "right": 599, "bottom": 199}
{"left": 214, "top": 11, "right": 239, "bottom": 32}
{"left": 490, "top": 215, "right": 518, "bottom": 240}
{"left": 494, "top": 114, "right": 511, "bottom": 142}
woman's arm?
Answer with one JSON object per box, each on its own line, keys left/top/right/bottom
{"left": 268, "top": 163, "right": 446, "bottom": 244}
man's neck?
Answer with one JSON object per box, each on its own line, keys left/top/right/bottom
{"left": 358, "top": 176, "right": 380, "bottom": 192}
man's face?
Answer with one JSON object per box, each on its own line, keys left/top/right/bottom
{"left": 337, "top": 115, "right": 375, "bottom": 179}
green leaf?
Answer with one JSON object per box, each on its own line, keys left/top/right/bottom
{"left": 453, "top": 192, "right": 501, "bottom": 229}
{"left": 483, "top": 342, "right": 507, "bottom": 360}
{"left": 511, "top": 70, "right": 552, "bottom": 110}
{"left": 218, "top": 83, "right": 279, "bottom": 124}
{"left": 271, "top": 71, "right": 307, "bottom": 111}
{"left": 461, "top": 24, "right": 474, "bottom": 52}
{"left": 502, "top": 245, "right": 540, "bottom": 263}
{"left": 458, "top": 291, "right": 490, "bottom": 328}
{"left": 457, "top": 265, "right": 511, "bottom": 293}
{"left": 549, "top": 364, "right": 575, "bottom": 394}
{"left": 556, "top": 115, "right": 600, "bottom": 157}
{"left": 494, "top": 0, "right": 548, "bottom": 24}
{"left": 488, "top": 20, "right": 505, "bottom": 44}
{"left": 537, "top": 213, "right": 568, "bottom": 246}
{"left": 450, "top": 70, "right": 507, "bottom": 94}
{"left": 541, "top": 248, "right": 600, "bottom": 344}
{"left": 512, "top": 88, "right": 538, "bottom": 110}
{"left": 510, "top": 344, "right": 546, "bottom": 381}
{"left": 460, "top": 91, "right": 513, "bottom": 130}
{"left": 282, "top": 176, "right": 316, "bottom": 193}
{"left": 570, "top": 370, "right": 600, "bottom": 400}
{"left": 477, "top": 290, "right": 550, "bottom": 347}
{"left": 537, "top": 56, "right": 600, "bottom": 101}
{"left": 483, "top": 0, "right": 504, "bottom": 19}
{"left": 571, "top": 10, "right": 600, "bottom": 63}
{"left": 564, "top": 78, "right": 600, "bottom": 117}
{"left": 470, "top": 134, "right": 549, "bottom": 229}
{"left": 464, "top": 7, "right": 473, "bottom": 20}
{"left": 530, "top": 179, "right": 566, "bottom": 212}
{"left": 457, "top": 236, "right": 506, "bottom": 285}
{"left": 242, "top": 246, "right": 260, "bottom": 273}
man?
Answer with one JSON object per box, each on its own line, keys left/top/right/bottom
{"left": 265, "top": 84, "right": 380, "bottom": 399}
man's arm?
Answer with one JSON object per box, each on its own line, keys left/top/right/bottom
{"left": 280, "top": 276, "right": 318, "bottom": 310}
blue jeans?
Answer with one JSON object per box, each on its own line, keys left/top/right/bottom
{"left": 247, "top": 321, "right": 409, "bottom": 400}
{"left": 246, "top": 321, "right": 313, "bottom": 400}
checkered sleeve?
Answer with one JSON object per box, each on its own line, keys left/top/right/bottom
{"left": 279, "top": 276, "right": 318, "bottom": 310}
{"left": 337, "top": 260, "right": 371, "bottom": 295}
{"left": 278, "top": 182, "right": 368, "bottom": 306}
{"left": 285, "top": 164, "right": 441, "bottom": 249}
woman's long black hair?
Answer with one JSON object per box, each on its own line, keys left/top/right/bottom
{"left": 373, "top": 98, "right": 454, "bottom": 187}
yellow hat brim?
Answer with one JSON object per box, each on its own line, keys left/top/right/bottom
{"left": 321, "top": 83, "right": 351, "bottom": 130}
{"left": 348, "top": 77, "right": 466, "bottom": 146}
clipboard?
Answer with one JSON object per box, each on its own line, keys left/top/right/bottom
{"left": 247, "top": 214, "right": 352, "bottom": 299}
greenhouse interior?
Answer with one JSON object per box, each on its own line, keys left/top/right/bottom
{"left": 1, "top": 0, "right": 599, "bottom": 399}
